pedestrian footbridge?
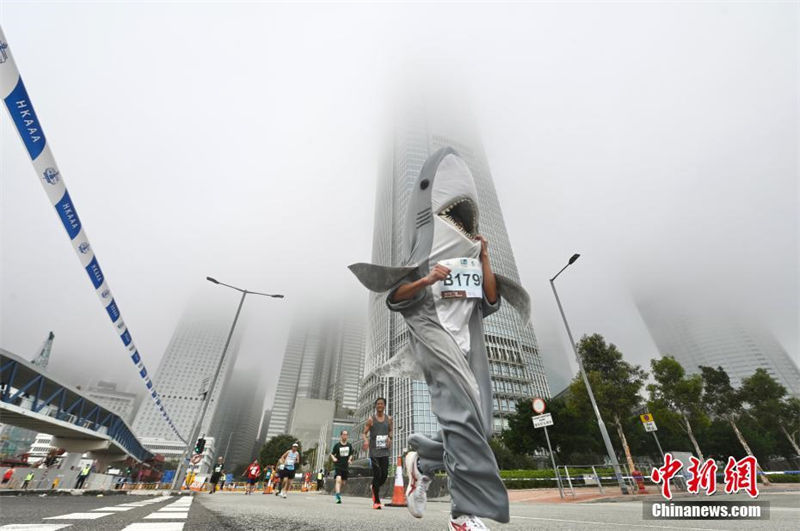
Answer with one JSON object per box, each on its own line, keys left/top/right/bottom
{"left": 0, "top": 348, "right": 152, "bottom": 464}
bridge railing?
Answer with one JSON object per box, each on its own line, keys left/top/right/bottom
{"left": 0, "top": 349, "right": 152, "bottom": 462}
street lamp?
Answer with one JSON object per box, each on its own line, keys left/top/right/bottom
{"left": 549, "top": 254, "right": 630, "bottom": 495}
{"left": 172, "top": 277, "right": 284, "bottom": 490}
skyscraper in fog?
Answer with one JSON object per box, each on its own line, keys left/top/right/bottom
{"left": 357, "top": 117, "right": 551, "bottom": 460}
{"left": 637, "top": 297, "right": 800, "bottom": 396}
{"left": 266, "top": 313, "right": 365, "bottom": 440}
{"left": 215, "top": 367, "right": 265, "bottom": 468}
{"left": 131, "top": 304, "right": 240, "bottom": 446}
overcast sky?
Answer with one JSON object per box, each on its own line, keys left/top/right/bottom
{"left": 1, "top": 2, "right": 796, "bottom": 418}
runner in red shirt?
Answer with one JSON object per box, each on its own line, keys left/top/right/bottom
{"left": 245, "top": 460, "right": 261, "bottom": 495}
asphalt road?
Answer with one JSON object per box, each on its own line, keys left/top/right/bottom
{"left": 0, "top": 490, "right": 797, "bottom": 530}
{"left": 0, "top": 492, "right": 230, "bottom": 530}
{"left": 196, "top": 489, "right": 800, "bottom": 530}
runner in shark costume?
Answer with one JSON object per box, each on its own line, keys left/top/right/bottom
{"left": 349, "top": 147, "right": 531, "bottom": 528}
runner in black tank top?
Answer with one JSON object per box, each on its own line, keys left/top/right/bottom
{"left": 362, "top": 397, "right": 393, "bottom": 509}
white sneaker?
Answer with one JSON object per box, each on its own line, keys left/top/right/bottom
{"left": 280, "top": 492, "right": 287, "bottom": 498}
{"left": 448, "top": 515, "right": 489, "bottom": 531}
{"left": 404, "top": 451, "right": 431, "bottom": 518}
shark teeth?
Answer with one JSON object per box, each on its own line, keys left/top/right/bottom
{"left": 439, "top": 198, "right": 475, "bottom": 239}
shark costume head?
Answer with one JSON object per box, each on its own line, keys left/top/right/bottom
{"left": 348, "top": 147, "right": 520, "bottom": 524}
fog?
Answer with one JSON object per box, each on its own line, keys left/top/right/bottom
{"left": 1, "top": 2, "right": 795, "bottom": 415}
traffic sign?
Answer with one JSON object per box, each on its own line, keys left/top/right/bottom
{"left": 532, "top": 397, "right": 546, "bottom": 414}
{"left": 532, "top": 413, "right": 554, "bottom": 428}
{"left": 640, "top": 412, "right": 657, "bottom": 432}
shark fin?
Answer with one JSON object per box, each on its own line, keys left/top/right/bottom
{"left": 496, "top": 273, "right": 532, "bottom": 324}
{"left": 348, "top": 263, "right": 417, "bottom": 293}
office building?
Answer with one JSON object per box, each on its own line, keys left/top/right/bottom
{"left": 266, "top": 313, "right": 365, "bottom": 440}
{"left": 638, "top": 297, "right": 800, "bottom": 396}
{"left": 131, "top": 301, "right": 241, "bottom": 472}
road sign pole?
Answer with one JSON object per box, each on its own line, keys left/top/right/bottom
{"left": 543, "top": 426, "right": 564, "bottom": 499}
{"left": 652, "top": 431, "right": 665, "bottom": 458}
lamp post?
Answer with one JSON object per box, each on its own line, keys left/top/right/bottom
{"left": 172, "top": 277, "right": 284, "bottom": 490}
{"left": 550, "top": 254, "right": 629, "bottom": 495}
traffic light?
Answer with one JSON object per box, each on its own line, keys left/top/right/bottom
{"left": 194, "top": 437, "right": 206, "bottom": 454}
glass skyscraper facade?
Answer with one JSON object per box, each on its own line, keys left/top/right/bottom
{"left": 266, "top": 313, "right": 366, "bottom": 440}
{"left": 637, "top": 297, "right": 800, "bottom": 396}
{"left": 131, "top": 305, "right": 241, "bottom": 448}
{"left": 357, "top": 119, "right": 551, "bottom": 460}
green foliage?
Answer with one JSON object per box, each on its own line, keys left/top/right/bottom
{"left": 489, "top": 437, "right": 537, "bottom": 470}
{"left": 499, "top": 333, "right": 797, "bottom": 470}
{"left": 259, "top": 434, "right": 301, "bottom": 468}
{"left": 502, "top": 395, "right": 605, "bottom": 464}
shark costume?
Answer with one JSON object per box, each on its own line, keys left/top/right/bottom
{"left": 349, "top": 147, "right": 531, "bottom": 524}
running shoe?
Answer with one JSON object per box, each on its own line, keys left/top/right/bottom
{"left": 372, "top": 502, "right": 382, "bottom": 510}
{"left": 404, "top": 451, "right": 432, "bottom": 518}
{"left": 335, "top": 493, "right": 342, "bottom": 504}
{"left": 280, "top": 492, "right": 287, "bottom": 498}
{"left": 448, "top": 515, "right": 489, "bottom": 531}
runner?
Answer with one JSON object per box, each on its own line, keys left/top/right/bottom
{"left": 276, "top": 442, "right": 301, "bottom": 498}
{"left": 330, "top": 429, "right": 354, "bottom": 504}
{"left": 362, "top": 397, "right": 393, "bottom": 509}
{"left": 209, "top": 457, "right": 224, "bottom": 494}
{"left": 245, "top": 459, "right": 261, "bottom": 495}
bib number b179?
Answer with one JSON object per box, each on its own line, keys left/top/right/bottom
{"left": 439, "top": 258, "right": 483, "bottom": 299}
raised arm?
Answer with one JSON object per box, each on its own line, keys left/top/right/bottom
{"left": 476, "top": 235, "right": 497, "bottom": 303}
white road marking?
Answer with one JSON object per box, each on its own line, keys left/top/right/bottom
{"left": 44, "top": 513, "right": 113, "bottom": 520}
{"left": 92, "top": 506, "right": 135, "bottom": 511}
{"left": 121, "top": 524, "right": 184, "bottom": 531}
{"left": 144, "top": 513, "right": 188, "bottom": 519}
{"left": 0, "top": 526, "right": 73, "bottom": 530}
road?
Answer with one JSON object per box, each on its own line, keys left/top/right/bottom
{"left": 0, "top": 490, "right": 797, "bottom": 530}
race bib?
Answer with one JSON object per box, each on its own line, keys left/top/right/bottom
{"left": 339, "top": 446, "right": 350, "bottom": 457}
{"left": 376, "top": 435, "right": 388, "bottom": 449}
{"left": 439, "top": 258, "right": 482, "bottom": 299}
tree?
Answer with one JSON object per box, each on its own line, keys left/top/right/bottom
{"left": 259, "top": 434, "right": 300, "bottom": 468}
{"left": 648, "top": 357, "right": 706, "bottom": 460}
{"left": 570, "top": 334, "right": 648, "bottom": 474}
{"left": 777, "top": 397, "right": 800, "bottom": 456}
{"left": 740, "top": 369, "right": 798, "bottom": 460}
{"left": 503, "top": 395, "right": 603, "bottom": 464}
{"left": 700, "top": 366, "right": 768, "bottom": 484}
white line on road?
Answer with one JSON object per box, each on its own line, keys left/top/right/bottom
{"left": 143, "top": 513, "right": 188, "bottom": 519}
{"left": 43, "top": 513, "right": 113, "bottom": 520}
{"left": 92, "top": 506, "right": 135, "bottom": 511}
{"left": 0, "top": 526, "right": 72, "bottom": 530}
{"left": 121, "top": 524, "right": 184, "bottom": 531}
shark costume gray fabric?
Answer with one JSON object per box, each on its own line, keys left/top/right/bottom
{"left": 349, "top": 147, "right": 532, "bottom": 524}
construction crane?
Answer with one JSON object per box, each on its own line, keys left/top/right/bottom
{"left": 30, "top": 331, "right": 54, "bottom": 370}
